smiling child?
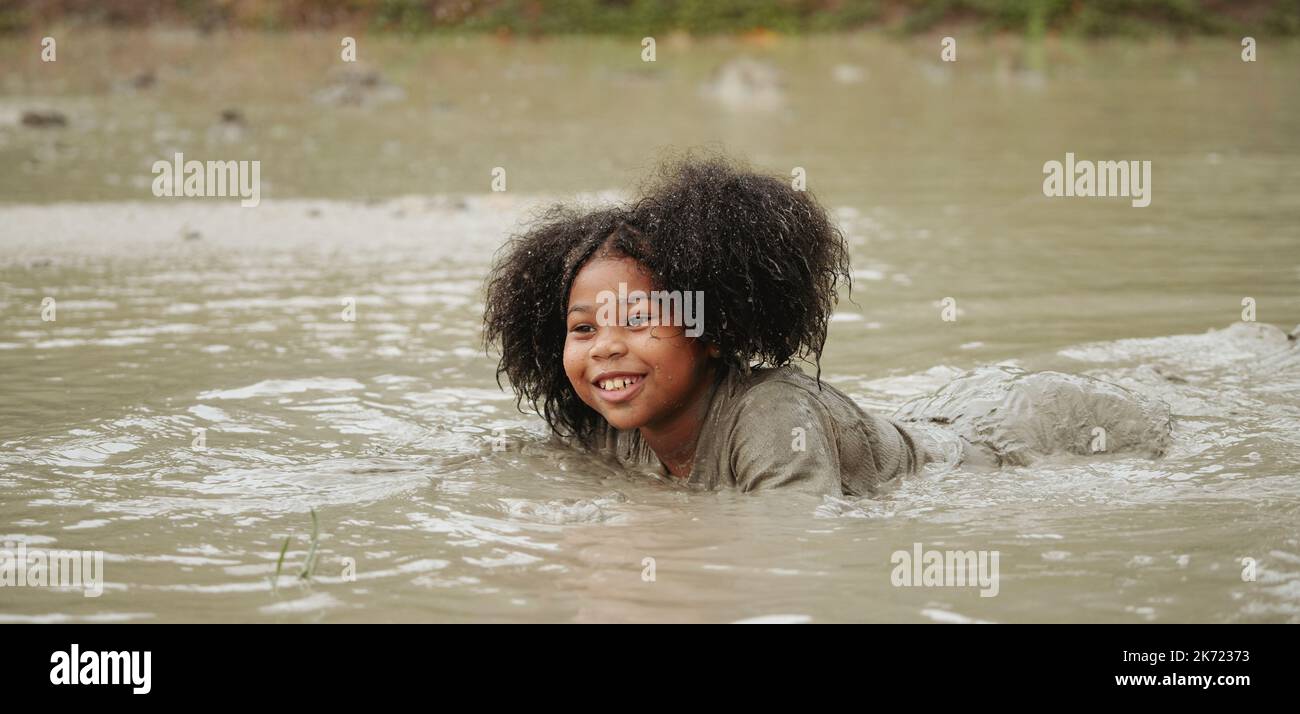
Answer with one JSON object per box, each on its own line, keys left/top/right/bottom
{"left": 484, "top": 153, "right": 929, "bottom": 495}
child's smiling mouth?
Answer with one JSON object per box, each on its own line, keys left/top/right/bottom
{"left": 591, "top": 372, "right": 646, "bottom": 403}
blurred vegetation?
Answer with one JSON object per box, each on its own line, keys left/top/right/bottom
{"left": 1, "top": 0, "right": 1297, "bottom": 36}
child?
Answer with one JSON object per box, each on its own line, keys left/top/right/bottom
{"left": 484, "top": 154, "right": 929, "bottom": 496}
{"left": 483, "top": 153, "right": 1171, "bottom": 496}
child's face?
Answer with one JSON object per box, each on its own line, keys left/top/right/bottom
{"left": 564, "top": 255, "right": 715, "bottom": 433}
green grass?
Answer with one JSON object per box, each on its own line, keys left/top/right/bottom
{"left": 270, "top": 507, "right": 321, "bottom": 594}
{"left": 8, "top": 0, "right": 1299, "bottom": 37}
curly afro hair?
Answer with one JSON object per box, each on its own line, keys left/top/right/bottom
{"left": 483, "top": 151, "right": 852, "bottom": 446}
{"left": 483, "top": 203, "right": 648, "bottom": 444}
{"left": 628, "top": 151, "right": 852, "bottom": 377}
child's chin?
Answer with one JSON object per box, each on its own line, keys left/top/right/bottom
{"left": 600, "top": 411, "right": 647, "bottom": 432}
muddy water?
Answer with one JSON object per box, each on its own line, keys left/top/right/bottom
{"left": 1, "top": 32, "right": 1298, "bottom": 622}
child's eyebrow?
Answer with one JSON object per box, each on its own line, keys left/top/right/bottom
{"left": 568, "top": 295, "right": 652, "bottom": 315}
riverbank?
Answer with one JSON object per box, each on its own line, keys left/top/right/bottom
{"left": 3, "top": 0, "right": 1298, "bottom": 38}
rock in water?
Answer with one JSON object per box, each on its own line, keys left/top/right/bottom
{"left": 131, "top": 70, "right": 156, "bottom": 89}
{"left": 699, "top": 57, "right": 784, "bottom": 112}
{"left": 894, "top": 366, "right": 1173, "bottom": 466}
{"left": 313, "top": 66, "right": 406, "bottom": 108}
{"left": 21, "top": 110, "right": 67, "bottom": 128}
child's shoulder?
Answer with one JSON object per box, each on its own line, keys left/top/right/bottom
{"left": 711, "top": 365, "right": 927, "bottom": 495}
{"left": 719, "top": 365, "right": 861, "bottom": 422}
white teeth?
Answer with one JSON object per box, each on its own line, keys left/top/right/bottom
{"left": 599, "top": 376, "right": 639, "bottom": 391}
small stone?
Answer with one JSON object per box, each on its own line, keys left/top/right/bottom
{"left": 21, "top": 110, "right": 67, "bottom": 128}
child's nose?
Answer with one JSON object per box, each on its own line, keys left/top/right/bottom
{"left": 590, "top": 327, "right": 628, "bottom": 360}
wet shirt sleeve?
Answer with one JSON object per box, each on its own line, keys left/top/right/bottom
{"left": 727, "top": 384, "right": 844, "bottom": 496}
{"left": 726, "top": 380, "right": 928, "bottom": 497}
{"left": 843, "top": 411, "right": 927, "bottom": 495}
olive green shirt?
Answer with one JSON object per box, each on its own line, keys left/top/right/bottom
{"left": 591, "top": 365, "right": 928, "bottom": 496}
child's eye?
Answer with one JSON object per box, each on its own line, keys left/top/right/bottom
{"left": 627, "top": 313, "right": 651, "bottom": 327}
{"left": 569, "top": 324, "right": 595, "bottom": 335}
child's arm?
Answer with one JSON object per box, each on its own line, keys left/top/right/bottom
{"left": 727, "top": 385, "right": 844, "bottom": 496}
{"left": 728, "top": 383, "right": 926, "bottom": 496}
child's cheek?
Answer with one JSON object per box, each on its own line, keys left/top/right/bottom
{"left": 658, "top": 337, "right": 708, "bottom": 407}
{"left": 640, "top": 337, "right": 680, "bottom": 392}
{"left": 561, "top": 341, "right": 587, "bottom": 394}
